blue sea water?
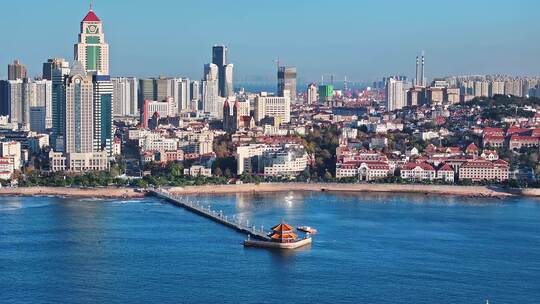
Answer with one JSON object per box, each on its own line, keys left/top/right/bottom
{"left": 1, "top": 192, "right": 539, "bottom": 304}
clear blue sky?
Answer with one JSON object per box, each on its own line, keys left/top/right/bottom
{"left": 1, "top": 0, "right": 538, "bottom": 83}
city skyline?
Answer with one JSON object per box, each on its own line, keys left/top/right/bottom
{"left": 0, "top": 0, "right": 539, "bottom": 83}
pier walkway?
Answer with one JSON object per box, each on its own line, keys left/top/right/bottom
{"left": 150, "top": 189, "right": 271, "bottom": 241}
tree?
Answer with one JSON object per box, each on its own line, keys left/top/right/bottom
{"left": 214, "top": 167, "right": 223, "bottom": 177}
{"left": 170, "top": 163, "right": 184, "bottom": 177}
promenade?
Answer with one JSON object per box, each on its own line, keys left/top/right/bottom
{"left": 150, "top": 188, "right": 271, "bottom": 241}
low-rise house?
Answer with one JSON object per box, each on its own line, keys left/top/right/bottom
{"left": 465, "top": 143, "right": 479, "bottom": 157}
{"left": 184, "top": 165, "right": 212, "bottom": 177}
{"left": 481, "top": 150, "right": 499, "bottom": 161}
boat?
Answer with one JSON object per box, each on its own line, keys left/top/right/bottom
{"left": 297, "top": 226, "right": 318, "bottom": 234}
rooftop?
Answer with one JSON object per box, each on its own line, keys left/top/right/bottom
{"left": 82, "top": 10, "right": 100, "bottom": 22}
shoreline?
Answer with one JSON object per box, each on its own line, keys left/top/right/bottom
{"left": 165, "top": 183, "right": 521, "bottom": 198}
{"left": 0, "top": 186, "right": 145, "bottom": 199}
{"left": 0, "top": 183, "right": 539, "bottom": 199}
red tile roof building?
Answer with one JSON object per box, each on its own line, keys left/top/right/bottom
{"left": 336, "top": 161, "right": 391, "bottom": 181}
{"left": 508, "top": 135, "right": 540, "bottom": 150}
{"left": 458, "top": 160, "right": 509, "bottom": 182}
{"left": 437, "top": 163, "right": 455, "bottom": 183}
{"left": 465, "top": 142, "right": 479, "bottom": 156}
{"left": 400, "top": 162, "right": 436, "bottom": 181}
{"left": 483, "top": 135, "right": 505, "bottom": 148}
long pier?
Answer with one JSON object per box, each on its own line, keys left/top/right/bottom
{"left": 150, "top": 189, "right": 271, "bottom": 241}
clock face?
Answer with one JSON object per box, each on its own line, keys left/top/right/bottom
{"left": 86, "top": 24, "right": 98, "bottom": 34}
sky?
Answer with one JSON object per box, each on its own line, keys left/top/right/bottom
{"left": 1, "top": 0, "right": 539, "bottom": 84}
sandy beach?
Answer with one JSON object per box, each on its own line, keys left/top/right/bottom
{"left": 0, "top": 186, "right": 145, "bottom": 199}
{"left": 166, "top": 183, "right": 533, "bottom": 198}
{"left": 0, "top": 183, "right": 539, "bottom": 199}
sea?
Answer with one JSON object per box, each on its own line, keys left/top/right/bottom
{"left": 1, "top": 192, "right": 539, "bottom": 304}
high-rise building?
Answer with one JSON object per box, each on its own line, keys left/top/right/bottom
{"left": 318, "top": 84, "right": 334, "bottom": 104}
{"left": 490, "top": 81, "right": 505, "bottom": 97}
{"left": 190, "top": 80, "right": 201, "bottom": 110}
{"left": 33, "top": 79, "right": 52, "bottom": 129}
{"left": 155, "top": 77, "right": 173, "bottom": 102}
{"left": 223, "top": 64, "right": 234, "bottom": 97}
{"left": 212, "top": 45, "right": 227, "bottom": 96}
{"left": 2, "top": 78, "right": 51, "bottom": 130}
{"left": 307, "top": 83, "right": 318, "bottom": 104}
{"left": 64, "top": 62, "right": 95, "bottom": 154}
{"left": 93, "top": 74, "right": 114, "bottom": 154}
{"left": 212, "top": 45, "right": 227, "bottom": 69}
{"left": 51, "top": 59, "right": 70, "bottom": 151}
{"left": 74, "top": 7, "right": 109, "bottom": 75}
{"left": 202, "top": 63, "right": 221, "bottom": 117}
{"left": 254, "top": 93, "right": 291, "bottom": 124}
{"left": 190, "top": 80, "right": 200, "bottom": 101}
{"left": 173, "top": 78, "right": 190, "bottom": 113}
{"left": 212, "top": 45, "right": 234, "bottom": 97}
{"left": 5, "top": 79, "right": 25, "bottom": 125}
{"left": 386, "top": 78, "right": 406, "bottom": 111}
{"left": 8, "top": 60, "right": 27, "bottom": 81}
{"left": 407, "top": 87, "right": 425, "bottom": 106}
{"left": 278, "top": 66, "right": 297, "bottom": 100}
{"left": 30, "top": 107, "right": 46, "bottom": 134}
{"left": 112, "top": 77, "right": 138, "bottom": 116}
{"left": 138, "top": 77, "right": 190, "bottom": 115}
{"left": 42, "top": 58, "right": 67, "bottom": 81}
{"left": 0, "top": 81, "right": 8, "bottom": 116}
{"left": 138, "top": 78, "right": 156, "bottom": 110}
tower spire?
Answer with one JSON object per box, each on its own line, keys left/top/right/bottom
{"left": 90, "top": 0, "right": 94, "bottom": 11}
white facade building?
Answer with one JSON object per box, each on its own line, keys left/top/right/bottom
{"left": 386, "top": 78, "right": 406, "bottom": 111}
{"left": 254, "top": 93, "right": 291, "bottom": 124}
{"left": 74, "top": 8, "right": 109, "bottom": 75}
{"left": 112, "top": 77, "right": 138, "bottom": 116}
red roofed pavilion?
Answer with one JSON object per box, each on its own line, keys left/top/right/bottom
{"left": 269, "top": 222, "right": 298, "bottom": 243}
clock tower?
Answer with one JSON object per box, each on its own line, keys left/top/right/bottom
{"left": 74, "top": 5, "right": 109, "bottom": 75}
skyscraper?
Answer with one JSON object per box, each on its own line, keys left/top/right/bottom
{"left": 386, "top": 77, "right": 406, "bottom": 111}
{"left": 212, "top": 45, "right": 234, "bottom": 97}
{"left": 190, "top": 80, "right": 201, "bottom": 110}
{"left": 5, "top": 79, "right": 25, "bottom": 125}
{"left": 93, "top": 74, "right": 114, "bottom": 154}
{"left": 202, "top": 63, "right": 221, "bottom": 117}
{"left": 223, "top": 64, "right": 234, "bottom": 97}
{"left": 278, "top": 66, "right": 297, "bottom": 100}
{"left": 8, "top": 60, "right": 27, "bottom": 80}
{"left": 0, "top": 81, "right": 8, "bottom": 116}
{"left": 173, "top": 78, "right": 190, "bottom": 113}
{"left": 112, "top": 77, "right": 138, "bottom": 116}
{"left": 51, "top": 59, "right": 70, "bottom": 151}
{"left": 307, "top": 83, "right": 318, "bottom": 104}
{"left": 64, "top": 62, "right": 94, "bottom": 154}
{"left": 33, "top": 79, "right": 53, "bottom": 129}
{"left": 42, "top": 58, "right": 67, "bottom": 81}
{"left": 74, "top": 7, "right": 109, "bottom": 75}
